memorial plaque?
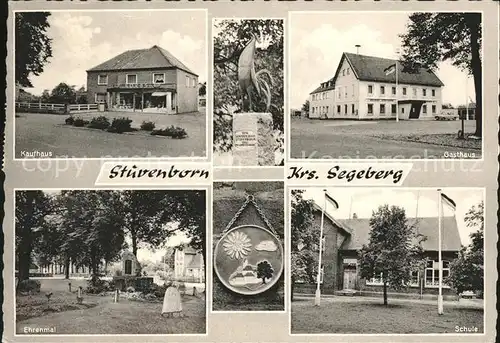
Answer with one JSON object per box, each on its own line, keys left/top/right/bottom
{"left": 232, "top": 112, "right": 274, "bottom": 166}
{"left": 214, "top": 224, "right": 283, "bottom": 295}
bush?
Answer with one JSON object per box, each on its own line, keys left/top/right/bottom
{"left": 73, "top": 117, "right": 89, "bottom": 127}
{"left": 152, "top": 283, "right": 168, "bottom": 298}
{"left": 151, "top": 125, "right": 188, "bottom": 139}
{"left": 65, "top": 116, "right": 74, "bottom": 125}
{"left": 17, "top": 279, "right": 41, "bottom": 294}
{"left": 86, "top": 276, "right": 109, "bottom": 294}
{"left": 87, "top": 116, "right": 110, "bottom": 130}
{"left": 107, "top": 117, "right": 134, "bottom": 134}
{"left": 140, "top": 121, "right": 156, "bottom": 131}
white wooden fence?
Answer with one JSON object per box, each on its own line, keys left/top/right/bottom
{"left": 15, "top": 102, "right": 99, "bottom": 113}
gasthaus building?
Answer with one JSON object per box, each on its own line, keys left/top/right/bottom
{"left": 309, "top": 52, "right": 444, "bottom": 120}
{"left": 87, "top": 45, "right": 199, "bottom": 114}
{"left": 295, "top": 203, "right": 461, "bottom": 299}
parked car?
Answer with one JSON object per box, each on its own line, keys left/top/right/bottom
{"left": 435, "top": 110, "right": 458, "bottom": 120}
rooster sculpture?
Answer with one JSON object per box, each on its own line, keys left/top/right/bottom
{"left": 238, "top": 33, "right": 273, "bottom": 113}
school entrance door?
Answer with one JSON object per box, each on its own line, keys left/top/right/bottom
{"left": 343, "top": 268, "right": 357, "bottom": 290}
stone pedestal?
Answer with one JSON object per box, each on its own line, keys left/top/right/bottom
{"left": 232, "top": 112, "right": 274, "bottom": 166}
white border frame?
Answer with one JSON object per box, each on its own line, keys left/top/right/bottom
{"left": 287, "top": 10, "right": 486, "bottom": 163}
{"left": 211, "top": 16, "right": 287, "bottom": 169}
{"left": 12, "top": 8, "right": 210, "bottom": 162}
{"left": 287, "top": 186, "right": 487, "bottom": 337}
{"left": 12, "top": 186, "right": 211, "bottom": 338}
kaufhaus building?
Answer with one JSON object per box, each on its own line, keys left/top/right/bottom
{"left": 309, "top": 52, "right": 444, "bottom": 120}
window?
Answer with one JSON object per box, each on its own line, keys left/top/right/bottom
{"left": 402, "top": 87, "right": 407, "bottom": 95}
{"left": 368, "top": 85, "right": 373, "bottom": 94}
{"left": 367, "top": 103, "right": 373, "bottom": 115}
{"left": 126, "top": 74, "right": 137, "bottom": 84}
{"left": 409, "top": 270, "right": 420, "bottom": 287}
{"left": 423, "top": 89, "right": 427, "bottom": 96}
{"left": 392, "top": 86, "right": 396, "bottom": 95}
{"left": 413, "top": 88, "right": 417, "bottom": 96}
{"left": 153, "top": 73, "right": 165, "bottom": 84}
{"left": 338, "top": 87, "right": 342, "bottom": 99}
{"left": 337, "top": 105, "right": 341, "bottom": 114}
{"left": 401, "top": 107, "right": 405, "bottom": 113}
{"left": 425, "top": 260, "right": 450, "bottom": 287}
{"left": 345, "top": 88, "right": 347, "bottom": 98}
{"left": 432, "top": 89, "right": 436, "bottom": 97}
{"left": 367, "top": 272, "right": 383, "bottom": 285}
{"left": 185, "top": 76, "right": 190, "bottom": 87}
{"left": 380, "top": 104, "right": 386, "bottom": 115}
{"left": 380, "top": 86, "right": 385, "bottom": 95}
{"left": 351, "top": 104, "right": 355, "bottom": 114}
{"left": 352, "top": 84, "right": 355, "bottom": 98}
{"left": 432, "top": 105, "right": 436, "bottom": 113}
{"left": 326, "top": 106, "right": 329, "bottom": 113}
{"left": 95, "top": 93, "right": 106, "bottom": 104}
{"left": 97, "top": 74, "right": 108, "bottom": 85}
{"left": 391, "top": 104, "right": 397, "bottom": 115}
{"left": 423, "top": 104, "right": 427, "bottom": 114}
{"left": 344, "top": 104, "right": 347, "bottom": 114}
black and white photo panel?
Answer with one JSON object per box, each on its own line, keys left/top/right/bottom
{"left": 212, "top": 182, "right": 285, "bottom": 311}
{"left": 289, "top": 12, "right": 482, "bottom": 160}
{"left": 15, "top": 10, "right": 208, "bottom": 159}
{"left": 212, "top": 19, "right": 285, "bottom": 167}
{"left": 290, "top": 187, "right": 484, "bottom": 334}
{"left": 15, "top": 189, "right": 207, "bottom": 335}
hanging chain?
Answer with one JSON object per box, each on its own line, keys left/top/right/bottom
{"left": 223, "top": 194, "right": 278, "bottom": 237}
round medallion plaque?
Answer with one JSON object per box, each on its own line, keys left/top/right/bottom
{"left": 214, "top": 224, "right": 284, "bottom": 295}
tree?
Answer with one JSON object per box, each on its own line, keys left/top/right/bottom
{"left": 164, "top": 190, "right": 207, "bottom": 266}
{"left": 257, "top": 260, "right": 274, "bottom": 284}
{"left": 15, "top": 191, "right": 53, "bottom": 284}
{"left": 50, "top": 83, "right": 77, "bottom": 104}
{"left": 15, "top": 12, "right": 53, "bottom": 87}
{"left": 58, "top": 190, "right": 125, "bottom": 280}
{"left": 301, "top": 100, "right": 310, "bottom": 117}
{"left": 199, "top": 82, "right": 206, "bottom": 96}
{"left": 400, "top": 12, "right": 482, "bottom": 137}
{"left": 442, "top": 103, "right": 454, "bottom": 109}
{"left": 213, "top": 19, "right": 284, "bottom": 154}
{"left": 118, "top": 190, "right": 181, "bottom": 257}
{"left": 358, "top": 205, "right": 424, "bottom": 305}
{"left": 290, "top": 190, "right": 319, "bottom": 301}
{"left": 447, "top": 202, "right": 484, "bottom": 296}
{"left": 40, "top": 89, "right": 51, "bottom": 103}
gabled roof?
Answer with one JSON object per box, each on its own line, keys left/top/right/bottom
{"left": 87, "top": 45, "right": 197, "bottom": 76}
{"left": 338, "top": 216, "right": 461, "bottom": 252}
{"left": 312, "top": 203, "right": 352, "bottom": 236}
{"left": 311, "top": 52, "right": 444, "bottom": 95}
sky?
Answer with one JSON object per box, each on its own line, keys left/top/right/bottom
{"left": 289, "top": 12, "right": 478, "bottom": 109}
{"left": 23, "top": 10, "right": 207, "bottom": 95}
{"left": 301, "top": 188, "right": 484, "bottom": 246}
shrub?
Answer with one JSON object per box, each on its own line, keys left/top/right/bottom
{"left": 86, "top": 276, "right": 108, "bottom": 294}
{"left": 140, "top": 121, "right": 156, "bottom": 131}
{"left": 65, "top": 116, "right": 74, "bottom": 125}
{"left": 108, "top": 117, "right": 134, "bottom": 134}
{"left": 88, "top": 116, "right": 110, "bottom": 130}
{"left": 152, "top": 283, "right": 168, "bottom": 298}
{"left": 73, "top": 118, "right": 89, "bottom": 127}
{"left": 17, "top": 279, "right": 41, "bottom": 294}
{"left": 151, "top": 125, "right": 187, "bottom": 139}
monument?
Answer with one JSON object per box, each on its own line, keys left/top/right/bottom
{"left": 234, "top": 31, "right": 275, "bottom": 166}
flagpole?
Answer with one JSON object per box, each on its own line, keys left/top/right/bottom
{"left": 437, "top": 189, "right": 444, "bottom": 315}
{"left": 315, "top": 189, "right": 327, "bottom": 306}
{"left": 396, "top": 48, "right": 400, "bottom": 122}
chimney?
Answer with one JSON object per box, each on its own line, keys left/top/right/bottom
{"left": 352, "top": 213, "right": 358, "bottom": 219}
{"left": 355, "top": 44, "right": 361, "bottom": 55}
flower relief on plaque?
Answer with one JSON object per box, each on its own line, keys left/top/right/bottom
{"left": 214, "top": 195, "right": 284, "bottom": 295}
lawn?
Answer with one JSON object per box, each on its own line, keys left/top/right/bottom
{"left": 290, "top": 117, "right": 482, "bottom": 159}
{"left": 15, "top": 111, "right": 207, "bottom": 158}
{"left": 291, "top": 296, "right": 484, "bottom": 334}
{"left": 16, "top": 278, "right": 206, "bottom": 335}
